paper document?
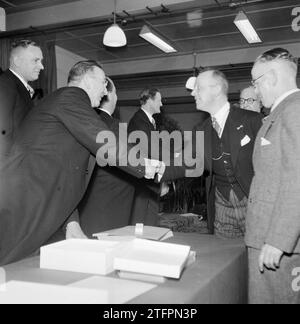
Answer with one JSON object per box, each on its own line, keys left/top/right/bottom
{"left": 93, "top": 225, "right": 173, "bottom": 241}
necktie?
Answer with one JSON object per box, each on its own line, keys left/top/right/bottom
{"left": 27, "top": 85, "right": 35, "bottom": 98}
{"left": 151, "top": 118, "right": 156, "bottom": 130}
{"left": 211, "top": 116, "right": 222, "bottom": 137}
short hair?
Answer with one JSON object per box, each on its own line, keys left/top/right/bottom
{"left": 10, "top": 40, "right": 40, "bottom": 57}
{"left": 67, "top": 60, "right": 103, "bottom": 84}
{"left": 198, "top": 67, "right": 229, "bottom": 95}
{"left": 256, "top": 48, "right": 298, "bottom": 73}
{"left": 100, "top": 77, "right": 115, "bottom": 106}
{"left": 139, "top": 87, "right": 160, "bottom": 105}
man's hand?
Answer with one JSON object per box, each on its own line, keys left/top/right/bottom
{"left": 258, "top": 244, "right": 284, "bottom": 272}
{"left": 144, "top": 158, "right": 165, "bottom": 180}
{"left": 66, "top": 221, "right": 88, "bottom": 240}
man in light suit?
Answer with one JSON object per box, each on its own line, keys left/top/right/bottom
{"left": 79, "top": 78, "right": 135, "bottom": 236}
{"left": 191, "top": 68, "right": 262, "bottom": 237}
{"left": 0, "top": 61, "right": 161, "bottom": 266}
{"left": 246, "top": 48, "right": 300, "bottom": 304}
{"left": 0, "top": 40, "right": 44, "bottom": 157}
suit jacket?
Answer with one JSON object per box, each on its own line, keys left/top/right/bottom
{"left": 79, "top": 109, "right": 135, "bottom": 237}
{"left": 128, "top": 109, "right": 160, "bottom": 226}
{"left": 245, "top": 91, "right": 300, "bottom": 254}
{"left": 0, "top": 87, "right": 145, "bottom": 265}
{"left": 194, "top": 106, "right": 262, "bottom": 233}
{"left": 0, "top": 70, "right": 33, "bottom": 156}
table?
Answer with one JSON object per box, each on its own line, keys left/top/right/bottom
{"left": 2, "top": 233, "right": 247, "bottom": 304}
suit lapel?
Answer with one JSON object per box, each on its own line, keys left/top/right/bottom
{"left": 226, "top": 108, "right": 243, "bottom": 168}
{"left": 202, "top": 119, "right": 213, "bottom": 173}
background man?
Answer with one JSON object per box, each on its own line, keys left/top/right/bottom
{"left": 240, "top": 85, "right": 270, "bottom": 117}
{"left": 239, "top": 86, "right": 262, "bottom": 113}
{"left": 191, "top": 68, "right": 262, "bottom": 238}
{"left": 0, "top": 61, "right": 160, "bottom": 266}
{"left": 246, "top": 48, "right": 300, "bottom": 304}
{"left": 0, "top": 40, "right": 44, "bottom": 157}
{"left": 128, "top": 87, "right": 163, "bottom": 226}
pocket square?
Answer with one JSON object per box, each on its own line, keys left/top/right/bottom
{"left": 261, "top": 137, "right": 271, "bottom": 146}
{"left": 241, "top": 135, "right": 251, "bottom": 147}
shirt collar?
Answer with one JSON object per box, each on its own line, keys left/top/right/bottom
{"left": 141, "top": 108, "right": 154, "bottom": 124}
{"left": 9, "top": 69, "right": 34, "bottom": 97}
{"left": 271, "top": 89, "right": 300, "bottom": 112}
{"left": 99, "top": 108, "right": 112, "bottom": 116}
{"left": 211, "top": 102, "right": 230, "bottom": 123}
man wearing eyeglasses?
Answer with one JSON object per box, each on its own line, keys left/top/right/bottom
{"left": 191, "top": 68, "right": 262, "bottom": 238}
{"left": 240, "top": 86, "right": 262, "bottom": 113}
{"left": 245, "top": 48, "right": 300, "bottom": 304}
{"left": 240, "top": 86, "right": 270, "bottom": 117}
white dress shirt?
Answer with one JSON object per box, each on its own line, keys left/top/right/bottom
{"left": 141, "top": 108, "right": 156, "bottom": 128}
{"left": 211, "top": 102, "right": 230, "bottom": 138}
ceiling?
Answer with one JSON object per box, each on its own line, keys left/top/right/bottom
{"left": 1, "top": 0, "right": 300, "bottom": 94}
{"left": 0, "top": 0, "right": 75, "bottom": 13}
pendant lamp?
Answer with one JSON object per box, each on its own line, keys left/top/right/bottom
{"left": 103, "top": 0, "right": 127, "bottom": 47}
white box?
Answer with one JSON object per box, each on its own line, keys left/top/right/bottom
{"left": 40, "top": 239, "right": 122, "bottom": 275}
{"left": 113, "top": 239, "right": 191, "bottom": 279}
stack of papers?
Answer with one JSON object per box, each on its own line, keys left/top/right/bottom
{"left": 93, "top": 225, "right": 173, "bottom": 241}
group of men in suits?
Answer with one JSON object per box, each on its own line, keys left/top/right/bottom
{"left": 0, "top": 59, "right": 165, "bottom": 265}
{"left": 0, "top": 39, "right": 299, "bottom": 303}
{"left": 190, "top": 49, "right": 300, "bottom": 304}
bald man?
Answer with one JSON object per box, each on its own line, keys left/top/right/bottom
{"left": 246, "top": 48, "right": 300, "bottom": 304}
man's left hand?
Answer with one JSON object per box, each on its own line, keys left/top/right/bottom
{"left": 258, "top": 244, "right": 284, "bottom": 272}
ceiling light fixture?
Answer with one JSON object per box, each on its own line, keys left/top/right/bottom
{"left": 139, "top": 25, "right": 177, "bottom": 53}
{"left": 103, "top": 0, "right": 127, "bottom": 47}
{"left": 185, "top": 53, "right": 198, "bottom": 90}
{"left": 234, "top": 10, "right": 262, "bottom": 44}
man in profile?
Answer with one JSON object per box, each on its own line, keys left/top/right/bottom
{"left": 246, "top": 48, "right": 300, "bottom": 304}
{"left": 191, "top": 68, "right": 262, "bottom": 238}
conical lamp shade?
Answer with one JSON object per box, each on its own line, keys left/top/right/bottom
{"left": 103, "top": 24, "right": 127, "bottom": 47}
{"left": 185, "top": 76, "right": 196, "bottom": 90}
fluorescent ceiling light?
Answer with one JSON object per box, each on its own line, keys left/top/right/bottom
{"left": 234, "top": 11, "right": 262, "bottom": 44}
{"left": 139, "top": 25, "right": 177, "bottom": 53}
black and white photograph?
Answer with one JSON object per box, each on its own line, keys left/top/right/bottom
{"left": 0, "top": 0, "right": 299, "bottom": 307}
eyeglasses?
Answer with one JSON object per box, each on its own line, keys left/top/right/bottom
{"left": 251, "top": 70, "right": 271, "bottom": 87}
{"left": 240, "top": 98, "right": 257, "bottom": 105}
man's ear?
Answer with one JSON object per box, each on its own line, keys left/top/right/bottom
{"left": 82, "top": 74, "right": 91, "bottom": 90}
{"left": 269, "top": 69, "right": 278, "bottom": 87}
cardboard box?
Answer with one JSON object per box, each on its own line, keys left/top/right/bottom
{"left": 113, "top": 239, "right": 191, "bottom": 279}
{"left": 40, "top": 239, "right": 122, "bottom": 275}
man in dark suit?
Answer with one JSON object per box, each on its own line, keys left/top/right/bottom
{"left": 0, "top": 61, "right": 160, "bottom": 266}
{"left": 246, "top": 48, "right": 300, "bottom": 304}
{"left": 191, "top": 68, "right": 262, "bottom": 238}
{"left": 79, "top": 78, "right": 135, "bottom": 237}
{"left": 0, "top": 40, "right": 44, "bottom": 157}
{"left": 128, "top": 87, "right": 162, "bottom": 226}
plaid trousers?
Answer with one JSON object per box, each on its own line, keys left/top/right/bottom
{"left": 214, "top": 187, "right": 247, "bottom": 238}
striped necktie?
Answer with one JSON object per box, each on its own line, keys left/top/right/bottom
{"left": 211, "top": 116, "right": 222, "bottom": 137}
